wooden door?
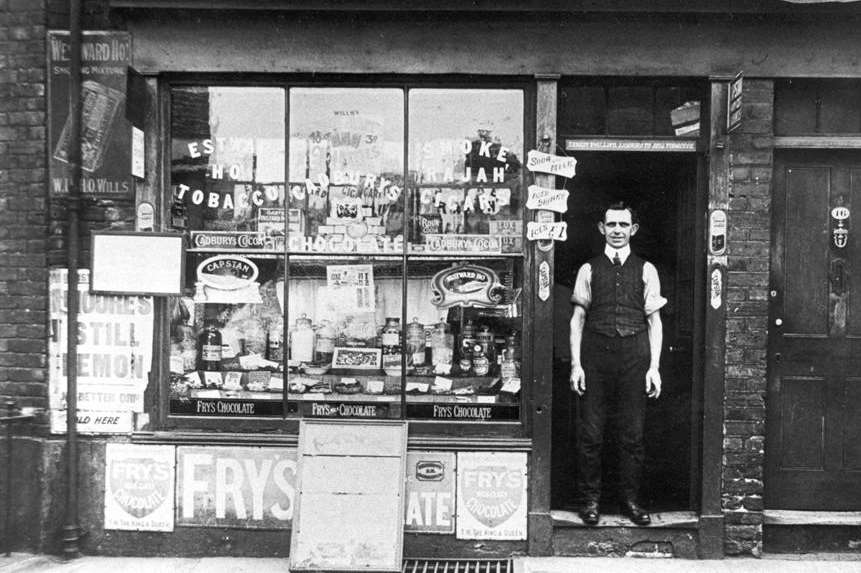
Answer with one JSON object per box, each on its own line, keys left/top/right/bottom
{"left": 767, "top": 150, "right": 861, "bottom": 510}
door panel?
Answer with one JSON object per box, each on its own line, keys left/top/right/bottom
{"left": 767, "top": 150, "right": 861, "bottom": 510}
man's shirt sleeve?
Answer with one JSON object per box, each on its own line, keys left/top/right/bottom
{"left": 643, "top": 261, "right": 668, "bottom": 315}
{"left": 570, "top": 263, "right": 592, "bottom": 309}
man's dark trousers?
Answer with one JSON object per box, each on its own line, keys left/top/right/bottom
{"left": 575, "top": 329, "right": 650, "bottom": 504}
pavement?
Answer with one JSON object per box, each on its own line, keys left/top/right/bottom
{"left": 1, "top": 553, "right": 861, "bottom": 573}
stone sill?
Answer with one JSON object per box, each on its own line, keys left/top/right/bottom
{"left": 764, "top": 510, "right": 861, "bottom": 526}
{"left": 551, "top": 509, "right": 699, "bottom": 529}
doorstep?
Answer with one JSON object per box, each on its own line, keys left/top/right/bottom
{"left": 552, "top": 509, "right": 699, "bottom": 528}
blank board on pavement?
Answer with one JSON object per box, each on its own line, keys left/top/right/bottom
{"left": 289, "top": 419, "right": 407, "bottom": 572}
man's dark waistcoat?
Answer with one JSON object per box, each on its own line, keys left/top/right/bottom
{"left": 584, "top": 253, "right": 647, "bottom": 337}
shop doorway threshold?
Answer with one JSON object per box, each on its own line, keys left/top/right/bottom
{"left": 552, "top": 509, "right": 699, "bottom": 528}
{"left": 403, "top": 558, "right": 513, "bottom": 573}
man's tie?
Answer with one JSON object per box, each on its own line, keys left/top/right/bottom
{"left": 613, "top": 252, "right": 621, "bottom": 266}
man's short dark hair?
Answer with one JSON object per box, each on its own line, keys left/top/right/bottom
{"left": 604, "top": 201, "right": 638, "bottom": 224}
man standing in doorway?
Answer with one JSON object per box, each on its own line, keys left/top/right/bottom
{"left": 569, "top": 202, "right": 665, "bottom": 526}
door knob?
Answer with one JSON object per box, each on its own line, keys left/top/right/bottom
{"left": 775, "top": 318, "right": 783, "bottom": 326}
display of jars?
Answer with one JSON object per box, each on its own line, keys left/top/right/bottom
{"left": 406, "top": 317, "right": 426, "bottom": 366}
{"left": 290, "top": 314, "right": 315, "bottom": 363}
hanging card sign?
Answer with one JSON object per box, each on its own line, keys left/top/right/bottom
{"left": 431, "top": 264, "right": 505, "bottom": 309}
{"left": 526, "top": 221, "right": 567, "bottom": 242}
{"left": 526, "top": 150, "right": 577, "bottom": 178}
{"left": 526, "top": 185, "right": 569, "bottom": 213}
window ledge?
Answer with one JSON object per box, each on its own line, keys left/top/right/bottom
{"left": 774, "top": 136, "right": 861, "bottom": 149}
{"left": 764, "top": 510, "right": 861, "bottom": 526}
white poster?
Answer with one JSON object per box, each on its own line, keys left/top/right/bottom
{"left": 326, "top": 264, "right": 375, "bottom": 312}
{"left": 456, "top": 451, "right": 527, "bottom": 540}
{"left": 104, "top": 443, "right": 175, "bottom": 531}
{"left": 48, "top": 269, "right": 154, "bottom": 433}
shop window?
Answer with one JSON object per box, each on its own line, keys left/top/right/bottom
{"left": 167, "top": 85, "right": 525, "bottom": 424}
{"left": 775, "top": 79, "right": 861, "bottom": 135}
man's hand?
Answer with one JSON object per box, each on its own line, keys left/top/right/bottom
{"left": 570, "top": 364, "right": 586, "bottom": 395}
{"left": 646, "top": 367, "right": 661, "bottom": 398}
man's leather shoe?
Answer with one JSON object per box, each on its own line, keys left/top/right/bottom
{"left": 578, "top": 501, "right": 600, "bottom": 526}
{"left": 620, "top": 500, "right": 651, "bottom": 526}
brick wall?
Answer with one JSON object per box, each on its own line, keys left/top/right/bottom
{"left": 0, "top": 0, "right": 49, "bottom": 412}
{"left": 722, "top": 79, "right": 774, "bottom": 557}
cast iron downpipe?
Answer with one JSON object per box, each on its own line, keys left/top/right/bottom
{"left": 63, "top": 0, "right": 82, "bottom": 559}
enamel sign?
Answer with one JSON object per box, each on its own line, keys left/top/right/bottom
{"left": 526, "top": 185, "right": 569, "bottom": 213}
{"left": 832, "top": 205, "right": 850, "bottom": 249}
{"left": 104, "top": 443, "right": 175, "bottom": 531}
{"left": 538, "top": 261, "right": 551, "bottom": 301}
{"left": 456, "top": 452, "right": 527, "bottom": 540}
{"left": 176, "top": 446, "right": 297, "bottom": 529}
{"left": 526, "top": 221, "right": 568, "bottom": 241}
{"left": 404, "top": 451, "right": 456, "bottom": 534}
{"left": 430, "top": 264, "right": 506, "bottom": 309}
{"left": 526, "top": 150, "right": 577, "bottom": 178}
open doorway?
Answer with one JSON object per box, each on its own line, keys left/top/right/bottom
{"left": 551, "top": 151, "right": 701, "bottom": 513}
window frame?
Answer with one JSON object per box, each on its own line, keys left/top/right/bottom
{"left": 153, "top": 75, "right": 537, "bottom": 440}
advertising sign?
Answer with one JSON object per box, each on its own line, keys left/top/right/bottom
{"left": 456, "top": 452, "right": 527, "bottom": 540}
{"left": 525, "top": 150, "right": 577, "bottom": 178}
{"left": 526, "top": 185, "right": 569, "bottom": 213}
{"left": 430, "top": 264, "right": 506, "bottom": 309}
{"left": 49, "top": 269, "right": 154, "bottom": 434}
{"left": 104, "top": 444, "right": 175, "bottom": 531}
{"left": 176, "top": 446, "right": 297, "bottom": 529}
{"left": 526, "top": 221, "right": 568, "bottom": 241}
{"left": 727, "top": 72, "right": 744, "bottom": 133}
{"left": 47, "top": 31, "right": 132, "bottom": 197}
{"left": 404, "top": 451, "right": 456, "bottom": 534}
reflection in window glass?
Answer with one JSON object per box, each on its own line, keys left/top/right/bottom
{"left": 408, "top": 90, "right": 524, "bottom": 254}
{"left": 288, "top": 89, "right": 404, "bottom": 254}
{"left": 170, "top": 87, "right": 286, "bottom": 240}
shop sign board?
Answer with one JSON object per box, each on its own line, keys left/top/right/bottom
{"left": 404, "top": 451, "right": 456, "bottom": 534}
{"left": 565, "top": 139, "right": 697, "bottom": 152}
{"left": 728, "top": 72, "right": 744, "bottom": 133}
{"left": 48, "top": 269, "right": 154, "bottom": 433}
{"left": 176, "top": 446, "right": 297, "bottom": 529}
{"left": 290, "top": 420, "right": 406, "bottom": 572}
{"left": 456, "top": 451, "right": 527, "bottom": 540}
{"left": 526, "top": 150, "right": 577, "bottom": 178}
{"left": 526, "top": 221, "right": 568, "bottom": 241}
{"left": 526, "top": 185, "right": 569, "bottom": 213}
{"left": 104, "top": 443, "right": 175, "bottom": 531}
{"left": 47, "top": 31, "right": 133, "bottom": 197}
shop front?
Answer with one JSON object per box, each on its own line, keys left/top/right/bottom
{"left": 7, "top": 0, "right": 861, "bottom": 561}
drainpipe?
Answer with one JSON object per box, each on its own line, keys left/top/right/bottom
{"left": 63, "top": 0, "right": 82, "bottom": 559}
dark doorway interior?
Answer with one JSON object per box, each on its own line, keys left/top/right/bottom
{"left": 551, "top": 151, "right": 698, "bottom": 513}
